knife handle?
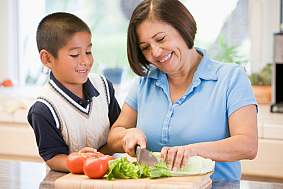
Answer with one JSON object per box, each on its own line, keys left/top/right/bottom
{"left": 135, "top": 145, "right": 143, "bottom": 157}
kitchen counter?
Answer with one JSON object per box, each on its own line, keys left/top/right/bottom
{"left": 1, "top": 86, "right": 283, "bottom": 178}
{"left": 1, "top": 159, "right": 283, "bottom": 189}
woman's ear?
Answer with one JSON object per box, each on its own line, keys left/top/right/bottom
{"left": 39, "top": 50, "right": 54, "bottom": 69}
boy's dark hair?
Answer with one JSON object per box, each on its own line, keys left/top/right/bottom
{"left": 36, "top": 12, "right": 91, "bottom": 58}
{"left": 127, "top": 0, "right": 197, "bottom": 76}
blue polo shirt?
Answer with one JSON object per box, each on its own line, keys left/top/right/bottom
{"left": 27, "top": 72, "right": 121, "bottom": 161}
{"left": 125, "top": 48, "right": 257, "bottom": 181}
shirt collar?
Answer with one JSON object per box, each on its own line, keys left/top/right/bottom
{"left": 49, "top": 72, "right": 99, "bottom": 106}
{"left": 194, "top": 47, "right": 219, "bottom": 81}
{"left": 147, "top": 65, "right": 162, "bottom": 80}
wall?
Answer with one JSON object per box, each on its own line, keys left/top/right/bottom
{"left": 0, "top": 0, "right": 18, "bottom": 82}
{"left": 249, "top": 0, "right": 281, "bottom": 73}
{"left": 0, "top": 0, "right": 281, "bottom": 82}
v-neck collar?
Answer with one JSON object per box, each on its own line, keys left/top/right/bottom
{"left": 49, "top": 72, "right": 99, "bottom": 114}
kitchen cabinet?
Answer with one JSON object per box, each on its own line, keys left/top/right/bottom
{"left": 241, "top": 105, "right": 283, "bottom": 179}
{"left": 0, "top": 109, "right": 41, "bottom": 161}
{"left": 0, "top": 89, "right": 41, "bottom": 161}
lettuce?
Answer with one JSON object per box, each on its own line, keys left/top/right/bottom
{"left": 105, "top": 157, "right": 149, "bottom": 180}
{"left": 152, "top": 152, "right": 215, "bottom": 176}
{"left": 106, "top": 153, "right": 214, "bottom": 180}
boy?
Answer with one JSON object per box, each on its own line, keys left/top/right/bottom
{"left": 27, "top": 12, "right": 120, "bottom": 172}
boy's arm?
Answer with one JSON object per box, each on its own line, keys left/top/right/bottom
{"left": 46, "top": 154, "right": 69, "bottom": 172}
{"left": 102, "top": 80, "right": 121, "bottom": 155}
{"left": 98, "top": 144, "right": 113, "bottom": 155}
{"left": 106, "top": 80, "right": 121, "bottom": 126}
{"left": 27, "top": 101, "right": 69, "bottom": 171}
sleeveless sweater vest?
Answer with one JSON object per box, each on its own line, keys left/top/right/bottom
{"left": 37, "top": 74, "right": 110, "bottom": 153}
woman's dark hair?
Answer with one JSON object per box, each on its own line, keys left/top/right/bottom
{"left": 36, "top": 12, "right": 91, "bottom": 58}
{"left": 127, "top": 0, "right": 197, "bottom": 76}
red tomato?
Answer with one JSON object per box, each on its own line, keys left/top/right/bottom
{"left": 67, "top": 152, "right": 104, "bottom": 174}
{"left": 83, "top": 155, "right": 113, "bottom": 179}
{"left": 1, "top": 79, "right": 13, "bottom": 87}
{"left": 67, "top": 152, "right": 86, "bottom": 174}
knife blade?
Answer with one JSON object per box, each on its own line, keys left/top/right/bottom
{"left": 136, "top": 146, "right": 159, "bottom": 166}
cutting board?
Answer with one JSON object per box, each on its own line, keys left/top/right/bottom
{"left": 55, "top": 173, "right": 212, "bottom": 189}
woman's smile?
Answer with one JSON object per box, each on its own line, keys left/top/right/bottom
{"left": 159, "top": 52, "right": 173, "bottom": 63}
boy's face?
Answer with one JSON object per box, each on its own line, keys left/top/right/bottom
{"left": 50, "top": 31, "right": 93, "bottom": 89}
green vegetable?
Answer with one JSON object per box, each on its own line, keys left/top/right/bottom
{"left": 152, "top": 153, "right": 215, "bottom": 176}
{"left": 105, "top": 157, "right": 149, "bottom": 180}
{"left": 176, "top": 156, "right": 215, "bottom": 175}
{"left": 106, "top": 153, "right": 215, "bottom": 180}
{"left": 148, "top": 161, "right": 172, "bottom": 178}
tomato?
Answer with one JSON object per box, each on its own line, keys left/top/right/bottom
{"left": 83, "top": 155, "right": 113, "bottom": 179}
{"left": 1, "top": 79, "right": 13, "bottom": 87}
{"left": 67, "top": 152, "right": 104, "bottom": 174}
{"left": 67, "top": 152, "right": 86, "bottom": 174}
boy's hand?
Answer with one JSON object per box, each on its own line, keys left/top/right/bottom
{"left": 79, "top": 147, "right": 97, "bottom": 153}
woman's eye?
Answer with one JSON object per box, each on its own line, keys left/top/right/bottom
{"left": 70, "top": 54, "right": 79, "bottom": 58}
{"left": 141, "top": 46, "right": 149, "bottom": 51}
{"left": 157, "top": 36, "right": 165, "bottom": 42}
{"left": 86, "top": 51, "right": 92, "bottom": 55}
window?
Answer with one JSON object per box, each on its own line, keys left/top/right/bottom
{"left": 18, "top": 0, "right": 249, "bottom": 86}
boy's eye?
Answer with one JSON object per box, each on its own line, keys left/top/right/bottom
{"left": 70, "top": 54, "right": 79, "bottom": 58}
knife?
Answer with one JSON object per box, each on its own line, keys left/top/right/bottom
{"left": 136, "top": 146, "right": 159, "bottom": 166}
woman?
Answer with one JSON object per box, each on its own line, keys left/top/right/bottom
{"left": 108, "top": 0, "right": 257, "bottom": 181}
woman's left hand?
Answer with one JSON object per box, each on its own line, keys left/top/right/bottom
{"left": 160, "top": 145, "right": 196, "bottom": 171}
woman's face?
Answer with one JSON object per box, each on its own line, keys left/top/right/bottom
{"left": 136, "top": 19, "right": 190, "bottom": 75}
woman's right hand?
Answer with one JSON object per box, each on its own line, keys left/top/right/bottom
{"left": 122, "top": 128, "right": 147, "bottom": 157}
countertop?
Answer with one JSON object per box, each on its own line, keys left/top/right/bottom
{"left": 1, "top": 159, "right": 283, "bottom": 189}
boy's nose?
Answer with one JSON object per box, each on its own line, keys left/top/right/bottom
{"left": 80, "top": 56, "right": 91, "bottom": 66}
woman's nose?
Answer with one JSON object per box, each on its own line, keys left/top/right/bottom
{"left": 151, "top": 45, "right": 162, "bottom": 58}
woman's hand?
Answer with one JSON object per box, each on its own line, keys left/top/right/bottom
{"left": 122, "top": 128, "right": 147, "bottom": 157}
{"left": 161, "top": 145, "right": 196, "bottom": 171}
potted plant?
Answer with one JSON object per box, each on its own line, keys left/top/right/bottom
{"left": 249, "top": 64, "right": 272, "bottom": 104}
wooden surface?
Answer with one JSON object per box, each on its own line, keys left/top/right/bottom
{"left": 1, "top": 159, "right": 283, "bottom": 189}
{"left": 55, "top": 173, "right": 212, "bottom": 189}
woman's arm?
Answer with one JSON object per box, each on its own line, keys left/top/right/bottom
{"left": 107, "top": 103, "right": 147, "bottom": 156}
{"left": 162, "top": 104, "right": 258, "bottom": 170}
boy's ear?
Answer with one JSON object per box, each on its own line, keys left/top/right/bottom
{"left": 39, "top": 50, "right": 54, "bottom": 69}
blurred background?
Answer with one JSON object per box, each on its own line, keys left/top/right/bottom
{"left": 0, "top": 0, "right": 279, "bottom": 86}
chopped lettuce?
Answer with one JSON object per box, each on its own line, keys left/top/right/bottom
{"left": 106, "top": 153, "right": 214, "bottom": 180}
{"left": 148, "top": 161, "right": 172, "bottom": 178}
{"left": 105, "top": 157, "right": 149, "bottom": 180}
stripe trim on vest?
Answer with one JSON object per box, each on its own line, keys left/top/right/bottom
{"left": 49, "top": 79, "right": 90, "bottom": 114}
{"left": 36, "top": 98, "right": 61, "bottom": 130}
{"left": 100, "top": 75, "right": 110, "bottom": 105}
